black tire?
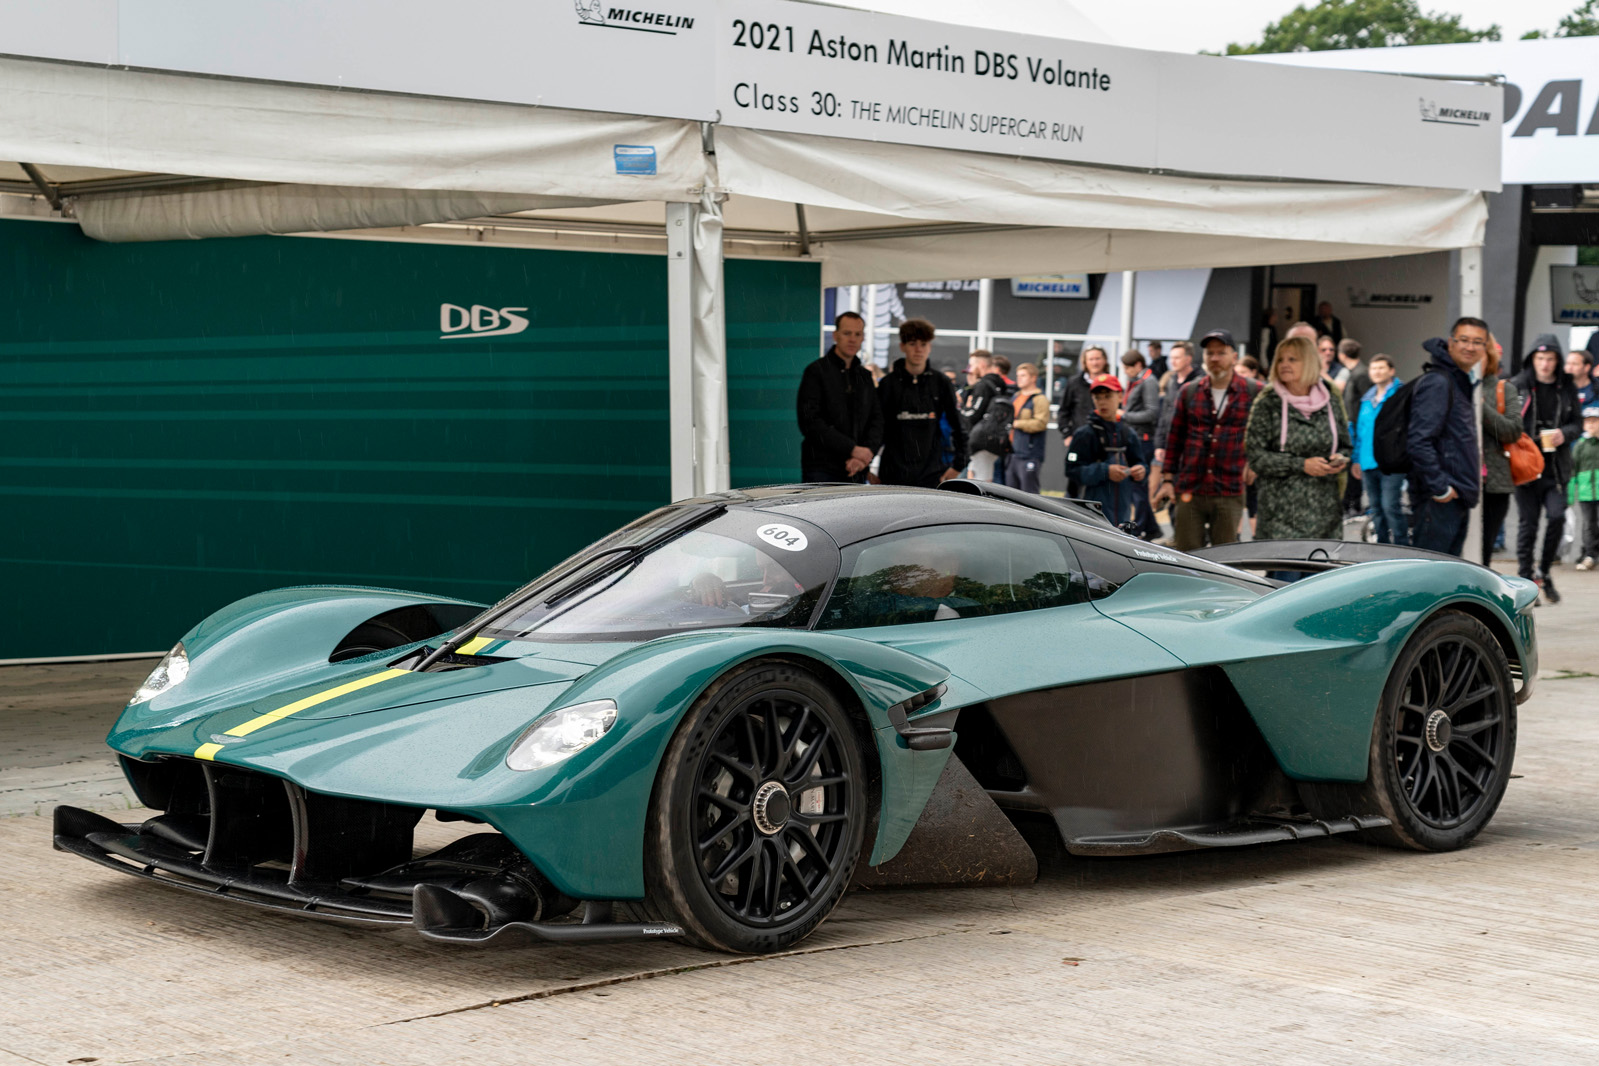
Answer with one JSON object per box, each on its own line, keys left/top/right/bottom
{"left": 642, "top": 660, "right": 868, "bottom": 953}
{"left": 1303, "top": 609, "right": 1517, "bottom": 851}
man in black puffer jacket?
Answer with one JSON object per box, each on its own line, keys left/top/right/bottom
{"left": 878, "top": 318, "right": 968, "bottom": 487}
{"left": 1408, "top": 320, "right": 1486, "bottom": 556}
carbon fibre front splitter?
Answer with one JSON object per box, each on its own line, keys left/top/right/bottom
{"left": 53, "top": 805, "right": 683, "bottom": 944}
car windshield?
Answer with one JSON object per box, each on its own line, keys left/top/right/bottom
{"left": 465, "top": 503, "right": 710, "bottom": 623}
{"left": 481, "top": 526, "right": 822, "bottom": 641}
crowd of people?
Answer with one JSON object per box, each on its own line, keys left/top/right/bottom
{"left": 797, "top": 308, "right": 1599, "bottom": 601}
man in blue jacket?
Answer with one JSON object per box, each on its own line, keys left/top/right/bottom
{"left": 1408, "top": 318, "right": 1487, "bottom": 556}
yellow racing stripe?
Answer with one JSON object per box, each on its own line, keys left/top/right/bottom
{"left": 456, "top": 635, "right": 495, "bottom": 655}
{"left": 193, "top": 668, "right": 409, "bottom": 760}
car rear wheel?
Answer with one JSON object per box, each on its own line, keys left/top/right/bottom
{"left": 642, "top": 660, "right": 867, "bottom": 954}
{"left": 1305, "top": 609, "right": 1516, "bottom": 851}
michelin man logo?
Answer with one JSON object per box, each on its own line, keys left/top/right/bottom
{"left": 440, "top": 303, "right": 529, "bottom": 339}
{"left": 575, "top": 0, "right": 606, "bottom": 24}
{"left": 1419, "top": 98, "right": 1438, "bottom": 122}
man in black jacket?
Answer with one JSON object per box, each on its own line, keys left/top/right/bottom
{"left": 1513, "top": 334, "right": 1583, "bottom": 602}
{"left": 797, "top": 311, "right": 883, "bottom": 482}
{"left": 1408, "top": 320, "right": 1486, "bottom": 557}
{"left": 878, "top": 318, "right": 967, "bottom": 487}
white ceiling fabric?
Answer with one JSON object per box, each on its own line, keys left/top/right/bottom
{"left": 713, "top": 127, "right": 1488, "bottom": 284}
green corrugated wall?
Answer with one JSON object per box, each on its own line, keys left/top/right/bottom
{"left": 0, "top": 219, "right": 820, "bottom": 658}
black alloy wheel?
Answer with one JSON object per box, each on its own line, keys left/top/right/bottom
{"left": 643, "top": 661, "right": 867, "bottom": 953}
{"left": 1304, "top": 610, "right": 1516, "bottom": 851}
{"left": 1390, "top": 631, "right": 1509, "bottom": 831}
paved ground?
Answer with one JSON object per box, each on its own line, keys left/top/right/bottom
{"left": 2, "top": 566, "right": 1597, "bottom": 1064}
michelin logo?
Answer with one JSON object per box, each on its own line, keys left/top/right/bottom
{"left": 440, "top": 303, "right": 529, "bottom": 339}
{"left": 575, "top": 0, "right": 696, "bottom": 32}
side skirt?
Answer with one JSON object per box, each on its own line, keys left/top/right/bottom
{"left": 955, "top": 667, "right": 1389, "bottom": 857}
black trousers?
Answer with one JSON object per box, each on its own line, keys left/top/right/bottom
{"left": 1515, "top": 479, "right": 1567, "bottom": 577}
{"left": 1582, "top": 499, "right": 1599, "bottom": 559}
{"left": 1480, "top": 491, "right": 1512, "bottom": 568}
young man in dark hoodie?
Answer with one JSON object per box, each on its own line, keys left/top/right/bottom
{"left": 796, "top": 311, "right": 883, "bottom": 483}
{"left": 1513, "top": 334, "right": 1583, "bottom": 602}
{"left": 1407, "top": 318, "right": 1487, "bottom": 557}
{"left": 878, "top": 318, "right": 968, "bottom": 487}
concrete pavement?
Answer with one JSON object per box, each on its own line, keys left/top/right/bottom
{"left": 2, "top": 569, "right": 1597, "bottom": 1064}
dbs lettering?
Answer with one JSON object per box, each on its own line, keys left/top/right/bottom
{"left": 440, "top": 303, "right": 530, "bottom": 339}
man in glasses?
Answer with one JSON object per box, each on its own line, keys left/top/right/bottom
{"left": 1407, "top": 317, "right": 1488, "bottom": 556}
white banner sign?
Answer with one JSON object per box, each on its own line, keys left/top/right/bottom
{"left": 716, "top": 0, "right": 1499, "bottom": 190}
{"left": 0, "top": 0, "right": 1499, "bottom": 190}
{"left": 1256, "top": 37, "right": 1599, "bottom": 185}
{"left": 0, "top": 0, "right": 717, "bottom": 120}
{"left": 1550, "top": 265, "right": 1599, "bottom": 323}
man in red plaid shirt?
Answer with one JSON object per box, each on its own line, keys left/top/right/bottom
{"left": 1149, "top": 329, "right": 1261, "bottom": 551}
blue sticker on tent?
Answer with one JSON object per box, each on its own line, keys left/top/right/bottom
{"left": 614, "top": 145, "right": 657, "bottom": 175}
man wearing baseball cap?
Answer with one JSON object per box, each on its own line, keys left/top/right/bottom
{"left": 1064, "top": 373, "right": 1146, "bottom": 527}
{"left": 1151, "top": 329, "right": 1261, "bottom": 550}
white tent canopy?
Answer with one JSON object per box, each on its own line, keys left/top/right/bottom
{"left": 0, "top": 34, "right": 1493, "bottom": 496}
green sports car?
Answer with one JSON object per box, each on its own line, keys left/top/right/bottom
{"left": 55, "top": 481, "right": 1536, "bottom": 954}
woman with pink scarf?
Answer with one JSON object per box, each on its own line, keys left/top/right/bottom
{"left": 1245, "top": 335, "right": 1352, "bottom": 555}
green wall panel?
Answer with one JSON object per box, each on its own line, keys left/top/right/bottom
{"left": 0, "top": 220, "right": 818, "bottom": 657}
{"left": 726, "top": 257, "right": 823, "bottom": 489}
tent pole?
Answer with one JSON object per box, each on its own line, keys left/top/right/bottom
{"left": 1118, "top": 270, "right": 1136, "bottom": 362}
{"left": 693, "top": 190, "right": 730, "bottom": 494}
{"left": 1460, "top": 244, "right": 1484, "bottom": 565}
{"left": 666, "top": 193, "right": 729, "bottom": 497}
{"left": 666, "top": 202, "right": 696, "bottom": 500}
{"left": 977, "top": 278, "right": 993, "bottom": 351}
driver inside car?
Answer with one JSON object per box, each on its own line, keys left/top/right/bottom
{"left": 855, "top": 538, "right": 981, "bottom": 623}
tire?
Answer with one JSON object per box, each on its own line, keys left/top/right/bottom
{"left": 642, "top": 660, "right": 868, "bottom": 953}
{"left": 1303, "top": 609, "right": 1517, "bottom": 851}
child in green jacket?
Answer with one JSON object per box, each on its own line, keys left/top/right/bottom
{"left": 1571, "top": 407, "right": 1599, "bottom": 570}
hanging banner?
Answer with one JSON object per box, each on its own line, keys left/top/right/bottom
{"left": 1550, "top": 264, "right": 1599, "bottom": 323}
{"left": 1258, "top": 36, "right": 1599, "bottom": 185}
{"left": 0, "top": 0, "right": 1498, "bottom": 190}
{"left": 0, "top": 0, "right": 718, "bottom": 120}
{"left": 714, "top": 0, "right": 1500, "bottom": 191}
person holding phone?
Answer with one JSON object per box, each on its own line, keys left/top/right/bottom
{"left": 1245, "top": 335, "right": 1351, "bottom": 578}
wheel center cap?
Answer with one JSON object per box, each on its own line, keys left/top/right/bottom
{"left": 1425, "top": 710, "right": 1452, "bottom": 752}
{"left": 752, "top": 781, "right": 791, "bottom": 835}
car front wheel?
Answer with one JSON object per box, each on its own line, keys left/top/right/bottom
{"left": 642, "top": 660, "right": 867, "bottom": 953}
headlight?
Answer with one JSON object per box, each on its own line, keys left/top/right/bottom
{"left": 506, "top": 699, "right": 617, "bottom": 771}
{"left": 130, "top": 642, "right": 190, "bottom": 705}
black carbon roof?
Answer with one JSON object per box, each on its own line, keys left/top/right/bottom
{"left": 685, "top": 482, "right": 1103, "bottom": 548}
{"left": 689, "top": 482, "right": 1272, "bottom": 590}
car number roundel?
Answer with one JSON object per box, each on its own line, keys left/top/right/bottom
{"left": 756, "top": 523, "right": 807, "bottom": 552}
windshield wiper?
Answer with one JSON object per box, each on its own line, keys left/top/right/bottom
{"left": 408, "top": 505, "right": 723, "bottom": 671}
